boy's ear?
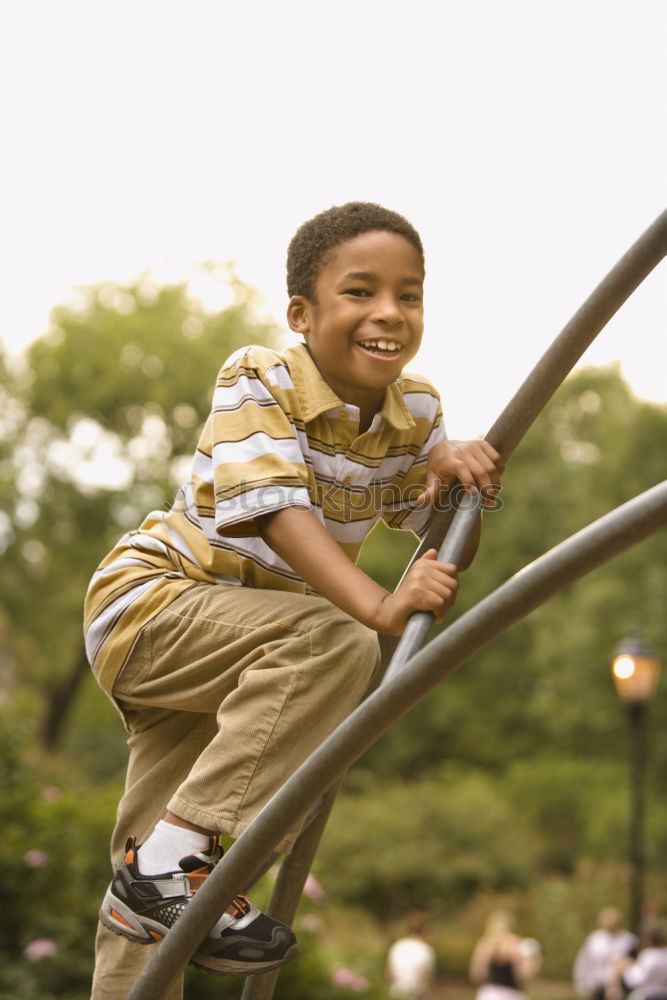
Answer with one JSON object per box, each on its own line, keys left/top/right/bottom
{"left": 287, "top": 296, "right": 311, "bottom": 335}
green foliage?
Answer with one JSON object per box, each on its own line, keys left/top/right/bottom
{"left": 1, "top": 274, "right": 280, "bottom": 737}
{"left": 26, "top": 274, "right": 275, "bottom": 440}
{"left": 0, "top": 714, "right": 118, "bottom": 998}
{"left": 317, "top": 766, "right": 538, "bottom": 919}
{"left": 502, "top": 755, "right": 667, "bottom": 872}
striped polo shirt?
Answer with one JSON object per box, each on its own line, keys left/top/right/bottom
{"left": 84, "top": 342, "right": 446, "bottom": 693}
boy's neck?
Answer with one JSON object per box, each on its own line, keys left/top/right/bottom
{"left": 336, "top": 391, "right": 384, "bottom": 434}
{"left": 302, "top": 343, "right": 384, "bottom": 432}
{"left": 358, "top": 399, "right": 382, "bottom": 433}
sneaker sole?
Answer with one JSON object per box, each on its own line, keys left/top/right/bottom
{"left": 99, "top": 886, "right": 167, "bottom": 944}
{"left": 190, "top": 942, "right": 299, "bottom": 977}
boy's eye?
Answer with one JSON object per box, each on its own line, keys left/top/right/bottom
{"left": 345, "top": 288, "right": 371, "bottom": 297}
{"left": 401, "top": 293, "right": 421, "bottom": 302}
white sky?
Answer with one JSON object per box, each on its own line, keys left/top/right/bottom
{"left": 1, "top": 0, "right": 665, "bottom": 438}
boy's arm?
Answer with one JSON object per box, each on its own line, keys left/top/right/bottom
{"left": 257, "top": 507, "right": 458, "bottom": 637}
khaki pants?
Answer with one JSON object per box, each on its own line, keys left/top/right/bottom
{"left": 92, "top": 582, "right": 380, "bottom": 999}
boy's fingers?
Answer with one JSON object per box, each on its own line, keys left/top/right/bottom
{"left": 413, "top": 559, "right": 459, "bottom": 589}
{"left": 430, "top": 585, "right": 457, "bottom": 622}
{"left": 481, "top": 440, "right": 505, "bottom": 470}
{"left": 461, "top": 441, "right": 504, "bottom": 473}
{"left": 416, "top": 474, "right": 441, "bottom": 506}
{"left": 466, "top": 458, "right": 497, "bottom": 489}
{"left": 415, "top": 486, "right": 432, "bottom": 506}
{"left": 450, "top": 450, "right": 504, "bottom": 493}
{"left": 399, "top": 554, "right": 458, "bottom": 623}
{"left": 417, "top": 551, "right": 455, "bottom": 569}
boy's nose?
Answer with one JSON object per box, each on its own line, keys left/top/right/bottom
{"left": 371, "top": 295, "right": 403, "bottom": 325}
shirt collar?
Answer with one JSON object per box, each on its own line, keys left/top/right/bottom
{"left": 284, "top": 342, "right": 416, "bottom": 431}
{"left": 284, "top": 343, "right": 342, "bottom": 420}
{"left": 380, "top": 380, "right": 416, "bottom": 431}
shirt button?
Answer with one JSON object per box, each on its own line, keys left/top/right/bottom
{"left": 342, "top": 476, "right": 351, "bottom": 486}
{"left": 339, "top": 411, "right": 348, "bottom": 420}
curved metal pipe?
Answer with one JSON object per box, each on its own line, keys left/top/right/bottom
{"left": 126, "top": 482, "right": 667, "bottom": 999}
{"left": 386, "top": 206, "right": 667, "bottom": 678}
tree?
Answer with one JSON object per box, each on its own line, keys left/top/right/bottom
{"left": 1, "top": 271, "right": 280, "bottom": 748}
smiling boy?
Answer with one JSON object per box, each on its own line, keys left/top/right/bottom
{"left": 85, "top": 202, "right": 503, "bottom": 996}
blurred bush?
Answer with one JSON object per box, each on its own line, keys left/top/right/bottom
{"left": 0, "top": 713, "right": 117, "bottom": 998}
{"left": 316, "top": 766, "right": 539, "bottom": 919}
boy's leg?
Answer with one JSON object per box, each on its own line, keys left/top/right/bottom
{"left": 110, "top": 708, "right": 218, "bottom": 861}
{"left": 113, "top": 583, "right": 381, "bottom": 852}
{"left": 96, "top": 583, "right": 379, "bottom": 981}
{"left": 93, "top": 708, "right": 215, "bottom": 1000}
{"left": 92, "top": 923, "right": 184, "bottom": 1000}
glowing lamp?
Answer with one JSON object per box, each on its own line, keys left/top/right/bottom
{"left": 611, "top": 636, "right": 661, "bottom": 705}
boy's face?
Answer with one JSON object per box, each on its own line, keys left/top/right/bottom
{"left": 287, "top": 230, "right": 424, "bottom": 417}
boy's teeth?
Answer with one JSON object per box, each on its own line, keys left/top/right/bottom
{"left": 359, "top": 340, "right": 401, "bottom": 352}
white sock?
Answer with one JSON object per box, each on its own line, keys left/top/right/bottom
{"left": 137, "top": 820, "right": 211, "bottom": 875}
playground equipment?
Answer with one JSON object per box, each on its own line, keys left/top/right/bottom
{"left": 126, "top": 208, "right": 667, "bottom": 1000}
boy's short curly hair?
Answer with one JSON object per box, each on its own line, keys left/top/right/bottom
{"left": 286, "top": 202, "right": 425, "bottom": 301}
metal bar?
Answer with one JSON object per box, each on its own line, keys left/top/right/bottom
{"left": 385, "top": 206, "right": 667, "bottom": 681}
{"left": 484, "top": 210, "right": 667, "bottom": 464}
{"left": 240, "top": 785, "right": 340, "bottom": 1000}
{"left": 240, "top": 794, "right": 327, "bottom": 894}
{"left": 384, "top": 500, "right": 483, "bottom": 680}
{"left": 125, "top": 481, "right": 667, "bottom": 999}
{"left": 415, "top": 206, "right": 667, "bottom": 564}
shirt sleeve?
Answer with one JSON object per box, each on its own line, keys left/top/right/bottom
{"left": 573, "top": 941, "right": 594, "bottom": 993}
{"left": 206, "top": 350, "right": 312, "bottom": 535}
{"left": 623, "top": 955, "right": 648, "bottom": 990}
{"left": 381, "top": 397, "right": 447, "bottom": 538}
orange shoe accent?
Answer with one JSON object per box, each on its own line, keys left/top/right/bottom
{"left": 188, "top": 874, "right": 208, "bottom": 892}
{"left": 226, "top": 894, "right": 251, "bottom": 919}
{"left": 111, "top": 909, "right": 134, "bottom": 929}
{"left": 124, "top": 837, "right": 137, "bottom": 865}
{"left": 149, "top": 930, "right": 164, "bottom": 942}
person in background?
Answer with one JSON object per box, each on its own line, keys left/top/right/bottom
{"left": 574, "top": 907, "right": 638, "bottom": 1000}
{"left": 387, "top": 913, "right": 437, "bottom": 1000}
{"left": 469, "top": 910, "right": 542, "bottom": 1000}
{"left": 613, "top": 921, "right": 667, "bottom": 1000}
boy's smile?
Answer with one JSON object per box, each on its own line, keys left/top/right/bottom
{"left": 287, "top": 230, "right": 425, "bottom": 427}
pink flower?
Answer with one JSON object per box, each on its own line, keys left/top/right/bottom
{"left": 303, "top": 873, "right": 326, "bottom": 902}
{"left": 331, "top": 965, "right": 369, "bottom": 991}
{"left": 24, "top": 938, "right": 57, "bottom": 962}
{"left": 23, "top": 849, "right": 48, "bottom": 868}
{"left": 298, "top": 913, "right": 324, "bottom": 934}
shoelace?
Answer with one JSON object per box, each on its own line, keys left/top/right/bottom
{"left": 226, "top": 893, "right": 252, "bottom": 920}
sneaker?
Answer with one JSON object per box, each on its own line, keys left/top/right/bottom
{"left": 99, "top": 835, "right": 298, "bottom": 977}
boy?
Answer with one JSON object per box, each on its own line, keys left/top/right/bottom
{"left": 85, "top": 202, "right": 503, "bottom": 995}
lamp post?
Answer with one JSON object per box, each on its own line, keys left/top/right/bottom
{"left": 611, "top": 636, "right": 661, "bottom": 936}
